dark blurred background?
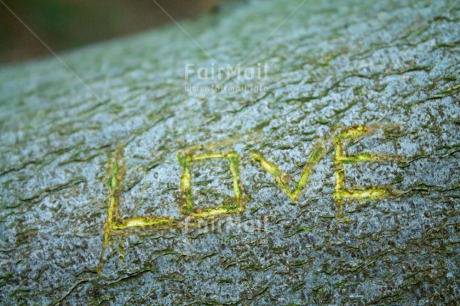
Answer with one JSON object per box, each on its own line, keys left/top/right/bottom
{"left": 0, "top": 0, "right": 226, "bottom": 64}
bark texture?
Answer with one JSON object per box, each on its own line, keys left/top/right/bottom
{"left": 0, "top": 0, "right": 459, "bottom": 304}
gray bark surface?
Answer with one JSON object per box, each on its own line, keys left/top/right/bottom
{"left": 0, "top": 0, "right": 459, "bottom": 304}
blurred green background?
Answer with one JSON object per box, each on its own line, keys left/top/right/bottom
{"left": 0, "top": 0, "right": 225, "bottom": 64}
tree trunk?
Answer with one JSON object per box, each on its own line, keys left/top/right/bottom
{"left": 1, "top": 0, "right": 459, "bottom": 304}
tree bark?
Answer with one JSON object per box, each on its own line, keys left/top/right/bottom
{"left": 0, "top": 0, "right": 459, "bottom": 304}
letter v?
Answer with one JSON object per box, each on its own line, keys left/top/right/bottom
{"left": 250, "top": 145, "right": 325, "bottom": 202}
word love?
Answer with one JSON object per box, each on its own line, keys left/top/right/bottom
{"left": 102, "top": 125, "right": 398, "bottom": 240}
{"left": 97, "top": 125, "right": 400, "bottom": 271}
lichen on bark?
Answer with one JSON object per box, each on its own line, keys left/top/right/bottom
{"left": 0, "top": 0, "right": 459, "bottom": 304}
